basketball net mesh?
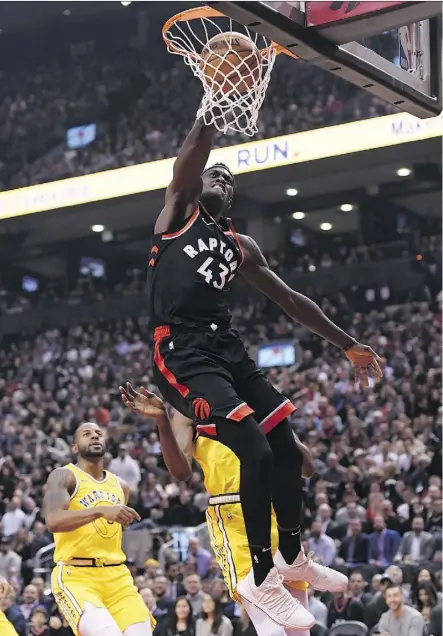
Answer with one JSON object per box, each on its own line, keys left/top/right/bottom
{"left": 164, "top": 16, "right": 277, "bottom": 136}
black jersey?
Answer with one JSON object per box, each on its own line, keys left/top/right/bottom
{"left": 148, "top": 207, "right": 243, "bottom": 329}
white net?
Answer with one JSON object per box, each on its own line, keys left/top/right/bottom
{"left": 163, "top": 10, "right": 277, "bottom": 136}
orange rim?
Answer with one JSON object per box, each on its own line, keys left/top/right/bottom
{"left": 162, "top": 5, "right": 298, "bottom": 61}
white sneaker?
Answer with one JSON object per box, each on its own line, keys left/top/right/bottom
{"left": 236, "top": 566, "right": 315, "bottom": 630}
{"left": 274, "top": 548, "right": 348, "bottom": 592}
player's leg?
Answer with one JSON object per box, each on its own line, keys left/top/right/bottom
{"left": 153, "top": 332, "right": 313, "bottom": 628}
{"left": 104, "top": 565, "right": 154, "bottom": 636}
{"left": 207, "top": 502, "right": 314, "bottom": 631}
{"left": 78, "top": 604, "right": 123, "bottom": 636}
{"left": 285, "top": 586, "right": 310, "bottom": 636}
{"left": 122, "top": 622, "right": 153, "bottom": 636}
{"left": 241, "top": 599, "right": 288, "bottom": 636}
{"left": 153, "top": 335, "right": 275, "bottom": 586}
{"left": 234, "top": 348, "right": 347, "bottom": 591}
{"left": 51, "top": 566, "right": 116, "bottom": 636}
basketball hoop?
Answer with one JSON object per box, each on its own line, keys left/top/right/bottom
{"left": 162, "top": 6, "right": 297, "bottom": 136}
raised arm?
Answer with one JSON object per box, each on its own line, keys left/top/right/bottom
{"left": 239, "top": 234, "right": 382, "bottom": 385}
{"left": 154, "top": 118, "right": 216, "bottom": 235}
{"left": 43, "top": 467, "right": 140, "bottom": 533}
{"left": 120, "top": 384, "right": 193, "bottom": 481}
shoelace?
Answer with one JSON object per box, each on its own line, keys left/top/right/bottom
{"left": 302, "top": 551, "right": 328, "bottom": 581}
{"left": 256, "top": 572, "right": 302, "bottom": 622}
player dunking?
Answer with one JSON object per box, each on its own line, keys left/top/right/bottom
{"left": 43, "top": 422, "right": 154, "bottom": 636}
{"left": 120, "top": 382, "right": 314, "bottom": 635}
{"left": 148, "top": 115, "right": 382, "bottom": 626}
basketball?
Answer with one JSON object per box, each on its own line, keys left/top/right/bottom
{"left": 200, "top": 32, "right": 260, "bottom": 94}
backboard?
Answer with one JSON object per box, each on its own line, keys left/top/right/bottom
{"left": 209, "top": 1, "right": 442, "bottom": 118}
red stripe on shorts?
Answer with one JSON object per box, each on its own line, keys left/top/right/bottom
{"left": 259, "top": 399, "right": 296, "bottom": 435}
{"left": 227, "top": 402, "right": 254, "bottom": 422}
{"left": 153, "top": 340, "right": 190, "bottom": 398}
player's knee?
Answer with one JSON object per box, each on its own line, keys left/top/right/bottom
{"left": 267, "top": 419, "right": 301, "bottom": 462}
{"left": 78, "top": 605, "right": 123, "bottom": 636}
{"left": 123, "top": 621, "right": 153, "bottom": 636}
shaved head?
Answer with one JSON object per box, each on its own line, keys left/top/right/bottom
{"left": 72, "top": 422, "right": 106, "bottom": 460}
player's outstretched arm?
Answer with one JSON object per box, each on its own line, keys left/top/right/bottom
{"left": 120, "top": 384, "right": 193, "bottom": 481}
{"left": 238, "top": 234, "right": 383, "bottom": 386}
{"left": 43, "top": 468, "right": 139, "bottom": 532}
{"left": 155, "top": 117, "right": 216, "bottom": 235}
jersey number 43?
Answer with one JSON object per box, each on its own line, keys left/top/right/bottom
{"left": 197, "top": 257, "right": 238, "bottom": 290}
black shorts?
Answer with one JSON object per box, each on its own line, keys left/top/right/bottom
{"left": 152, "top": 325, "right": 295, "bottom": 435}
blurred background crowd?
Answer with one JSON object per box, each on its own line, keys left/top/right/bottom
{"left": 0, "top": 3, "right": 398, "bottom": 192}
{"left": 0, "top": 2, "right": 441, "bottom": 636}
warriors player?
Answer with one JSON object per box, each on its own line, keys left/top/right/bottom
{"left": 43, "top": 422, "right": 154, "bottom": 636}
{"left": 120, "top": 383, "right": 314, "bottom": 635}
{"left": 148, "top": 114, "right": 382, "bottom": 625}
{"left": 0, "top": 581, "right": 18, "bottom": 636}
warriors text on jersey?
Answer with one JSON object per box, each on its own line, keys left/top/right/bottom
{"left": 53, "top": 463, "right": 126, "bottom": 564}
{"left": 148, "top": 207, "right": 243, "bottom": 328}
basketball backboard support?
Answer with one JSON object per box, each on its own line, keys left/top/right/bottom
{"left": 209, "top": 1, "right": 442, "bottom": 118}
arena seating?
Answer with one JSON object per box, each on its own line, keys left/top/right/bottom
{"left": 0, "top": 9, "right": 440, "bottom": 636}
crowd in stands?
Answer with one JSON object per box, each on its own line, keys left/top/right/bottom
{"left": 0, "top": 253, "right": 441, "bottom": 635}
{"left": 0, "top": 13, "right": 398, "bottom": 192}
{"left": 0, "top": 8, "right": 440, "bottom": 636}
{"left": 1, "top": 231, "right": 441, "bottom": 317}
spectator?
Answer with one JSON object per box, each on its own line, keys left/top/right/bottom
{"left": 196, "top": 594, "right": 233, "bottom": 636}
{"left": 185, "top": 575, "right": 205, "bottom": 617}
{"left": 0, "top": 539, "right": 21, "bottom": 580}
{"left": 108, "top": 444, "right": 141, "bottom": 493}
{"left": 233, "top": 608, "right": 257, "bottom": 636}
{"left": 415, "top": 581, "right": 439, "bottom": 632}
{"left": 165, "top": 562, "right": 186, "bottom": 600}
{"left": 348, "top": 571, "right": 372, "bottom": 606}
{"left": 395, "top": 516, "right": 434, "bottom": 564}
{"left": 2, "top": 498, "right": 26, "bottom": 537}
{"left": 307, "top": 588, "right": 328, "bottom": 627}
{"left": 327, "top": 590, "right": 365, "bottom": 628}
{"left": 308, "top": 520, "right": 336, "bottom": 567}
{"left": 156, "top": 596, "right": 195, "bottom": 636}
{"left": 338, "top": 518, "right": 370, "bottom": 569}
{"left": 378, "top": 584, "right": 424, "bottom": 636}
{"left": 26, "top": 606, "right": 49, "bottom": 636}
{"left": 322, "top": 453, "right": 346, "bottom": 485}
{"left": 315, "top": 503, "right": 338, "bottom": 538}
{"left": 187, "top": 538, "right": 212, "bottom": 580}
{"left": 428, "top": 602, "right": 442, "bottom": 636}
{"left": 364, "top": 579, "right": 390, "bottom": 631}
{"left": 18, "top": 586, "right": 39, "bottom": 622}
{"left": 140, "top": 587, "right": 165, "bottom": 624}
{"left": 369, "top": 514, "right": 401, "bottom": 569}
{"left": 151, "top": 575, "right": 174, "bottom": 615}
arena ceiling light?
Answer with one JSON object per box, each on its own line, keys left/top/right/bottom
{"left": 396, "top": 167, "right": 412, "bottom": 177}
{"left": 340, "top": 204, "right": 354, "bottom": 212}
{"left": 292, "top": 212, "right": 305, "bottom": 220}
{"left": 320, "top": 222, "right": 333, "bottom": 231}
{"left": 91, "top": 224, "right": 105, "bottom": 233}
{"left": 286, "top": 188, "right": 298, "bottom": 197}
{"left": 121, "top": 1, "right": 132, "bottom": 6}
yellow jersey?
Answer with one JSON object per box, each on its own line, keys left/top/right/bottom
{"left": 194, "top": 435, "right": 240, "bottom": 496}
{"left": 0, "top": 611, "right": 18, "bottom": 636}
{"left": 53, "top": 463, "right": 126, "bottom": 564}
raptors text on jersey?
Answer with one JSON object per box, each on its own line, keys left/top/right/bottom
{"left": 148, "top": 208, "right": 243, "bottom": 329}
